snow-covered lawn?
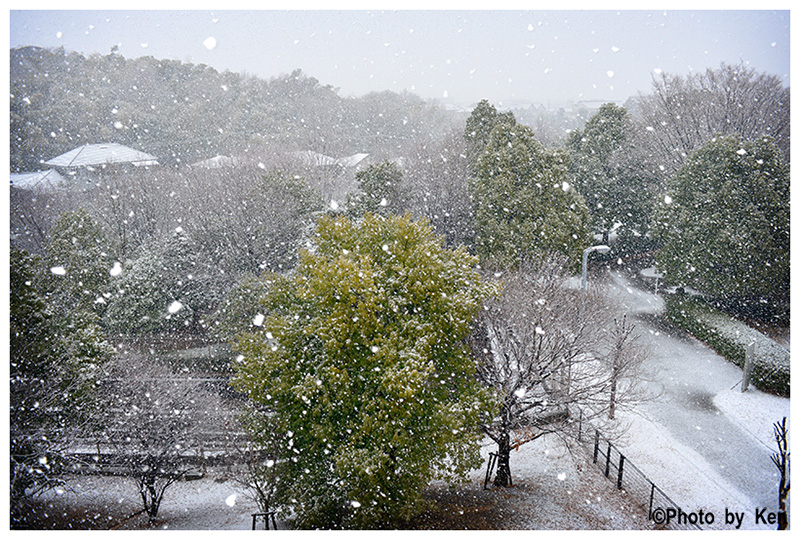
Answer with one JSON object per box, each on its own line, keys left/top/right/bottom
{"left": 606, "top": 269, "right": 790, "bottom": 530}
{"left": 27, "top": 433, "right": 654, "bottom": 530}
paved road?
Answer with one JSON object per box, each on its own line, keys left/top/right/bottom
{"left": 606, "top": 270, "right": 783, "bottom": 511}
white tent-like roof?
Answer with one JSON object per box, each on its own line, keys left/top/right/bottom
{"left": 337, "top": 153, "right": 370, "bottom": 168}
{"left": 45, "top": 143, "right": 158, "bottom": 168}
{"left": 10, "top": 169, "right": 66, "bottom": 190}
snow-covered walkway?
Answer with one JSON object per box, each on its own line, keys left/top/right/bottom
{"left": 606, "top": 270, "right": 790, "bottom": 530}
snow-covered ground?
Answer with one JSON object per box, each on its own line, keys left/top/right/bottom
{"left": 22, "top": 268, "right": 790, "bottom": 531}
{"left": 31, "top": 433, "right": 654, "bottom": 530}
{"left": 606, "top": 270, "right": 790, "bottom": 530}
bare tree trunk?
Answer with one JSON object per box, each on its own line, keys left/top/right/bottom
{"left": 609, "top": 376, "right": 618, "bottom": 420}
{"left": 771, "top": 417, "right": 790, "bottom": 530}
{"left": 494, "top": 431, "right": 512, "bottom": 488}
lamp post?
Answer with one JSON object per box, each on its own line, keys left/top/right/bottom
{"left": 568, "top": 244, "right": 610, "bottom": 395}
{"left": 581, "top": 245, "right": 611, "bottom": 295}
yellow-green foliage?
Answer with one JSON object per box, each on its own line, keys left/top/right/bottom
{"left": 232, "top": 212, "right": 497, "bottom": 528}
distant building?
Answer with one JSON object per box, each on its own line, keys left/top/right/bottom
{"left": 44, "top": 143, "right": 159, "bottom": 189}
{"left": 290, "top": 150, "right": 340, "bottom": 169}
{"left": 45, "top": 143, "right": 159, "bottom": 169}
{"left": 10, "top": 169, "right": 66, "bottom": 191}
{"left": 337, "top": 153, "right": 370, "bottom": 169}
{"left": 290, "top": 150, "right": 372, "bottom": 175}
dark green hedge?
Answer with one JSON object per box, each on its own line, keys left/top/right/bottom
{"left": 665, "top": 294, "right": 789, "bottom": 397}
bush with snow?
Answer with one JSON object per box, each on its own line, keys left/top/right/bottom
{"left": 666, "top": 294, "right": 789, "bottom": 397}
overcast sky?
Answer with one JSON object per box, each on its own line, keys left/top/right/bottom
{"left": 8, "top": 7, "right": 791, "bottom": 107}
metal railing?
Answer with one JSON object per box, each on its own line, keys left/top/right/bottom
{"left": 573, "top": 411, "right": 702, "bottom": 530}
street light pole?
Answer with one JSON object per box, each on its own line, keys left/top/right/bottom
{"left": 581, "top": 244, "right": 611, "bottom": 295}
{"left": 568, "top": 244, "right": 611, "bottom": 396}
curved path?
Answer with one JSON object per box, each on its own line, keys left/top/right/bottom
{"left": 605, "top": 270, "right": 788, "bottom": 522}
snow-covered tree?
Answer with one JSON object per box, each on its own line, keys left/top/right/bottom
{"left": 472, "top": 122, "right": 592, "bottom": 268}
{"left": 346, "top": 160, "right": 407, "bottom": 218}
{"left": 38, "top": 208, "right": 114, "bottom": 317}
{"left": 94, "top": 351, "right": 227, "bottom": 521}
{"left": 104, "top": 228, "right": 222, "bottom": 335}
{"left": 464, "top": 99, "right": 516, "bottom": 167}
{"left": 771, "top": 417, "right": 790, "bottom": 530}
{"left": 10, "top": 248, "right": 114, "bottom": 518}
{"left": 189, "top": 170, "right": 323, "bottom": 277}
{"left": 631, "top": 63, "right": 790, "bottom": 179}
{"left": 470, "top": 256, "right": 647, "bottom": 487}
{"left": 231, "top": 213, "right": 496, "bottom": 528}
{"left": 403, "top": 128, "right": 474, "bottom": 249}
{"left": 566, "top": 103, "right": 653, "bottom": 245}
{"left": 653, "top": 135, "right": 789, "bottom": 313}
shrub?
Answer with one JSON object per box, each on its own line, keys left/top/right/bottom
{"left": 665, "top": 294, "right": 789, "bottom": 397}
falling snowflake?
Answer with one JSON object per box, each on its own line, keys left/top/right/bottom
{"left": 110, "top": 262, "right": 123, "bottom": 276}
{"left": 225, "top": 494, "right": 237, "bottom": 507}
{"left": 168, "top": 301, "right": 183, "bottom": 314}
{"left": 203, "top": 37, "right": 217, "bottom": 50}
{"left": 253, "top": 313, "right": 265, "bottom": 326}
{"left": 50, "top": 266, "right": 66, "bottom": 275}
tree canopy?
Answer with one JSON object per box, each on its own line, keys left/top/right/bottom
{"left": 653, "top": 135, "right": 789, "bottom": 305}
{"left": 472, "top": 122, "right": 591, "bottom": 268}
{"left": 231, "top": 212, "right": 496, "bottom": 528}
{"left": 567, "top": 103, "right": 653, "bottom": 244}
{"left": 10, "top": 46, "right": 458, "bottom": 170}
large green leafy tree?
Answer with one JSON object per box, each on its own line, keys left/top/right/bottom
{"left": 10, "top": 248, "right": 114, "bottom": 517}
{"left": 463, "top": 99, "right": 516, "bottom": 168}
{"left": 232, "top": 213, "right": 496, "bottom": 528}
{"left": 653, "top": 135, "right": 789, "bottom": 308}
{"left": 567, "top": 103, "right": 652, "bottom": 244}
{"left": 472, "top": 122, "right": 592, "bottom": 268}
{"left": 346, "top": 160, "right": 407, "bottom": 218}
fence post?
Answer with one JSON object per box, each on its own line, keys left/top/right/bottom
{"left": 593, "top": 430, "right": 600, "bottom": 464}
{"left": 742, "top": 341, "right": 755, "bottom": 392}
{"left": 648, "top": 482, "right": 655, "bottom": 520}
{"left": 617, "top": 454, "right": 625, "bottom": 490}
{"left": 604, "top": 441, "right": 612, "bottom": 478}
{"left": 484, "top": 452, "right": 497, "bottom": 490}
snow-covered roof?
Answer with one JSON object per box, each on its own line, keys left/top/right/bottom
{"left": 10, "top": 169, "right": 66, "bottom": 190}
{"left": 44, "top": 143, "right": 158, "bottom": 168}
{"left": 337, "top": 153, "right": 370, "bottom": 168}
{"left": 189, "top": 155, "right": 240, "bottom": 169}
{"left": 291, "top": 150, "right": 339, "bottom": 168}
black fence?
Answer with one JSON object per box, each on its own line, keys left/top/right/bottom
{"left": 573, "top": 411, "right": 702, "bottom": 530}
{"left": 483, "top": 410, "right": 703, "bottom": 530}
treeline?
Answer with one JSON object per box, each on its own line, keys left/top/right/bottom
{"left": 10, "top": 45, "right": 461, "bottom": 171}
{"left": 10, "top": 51, "right": 791, "bottom": 527}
